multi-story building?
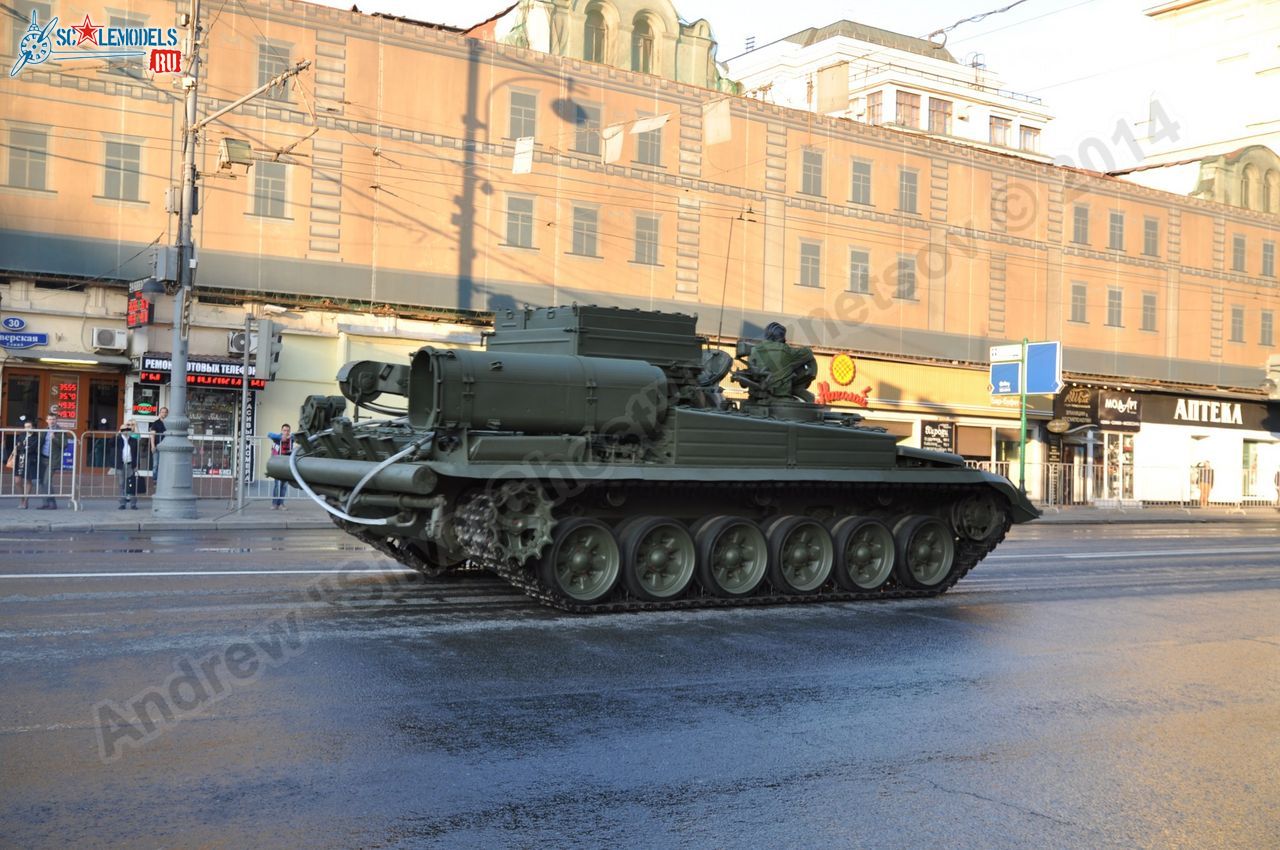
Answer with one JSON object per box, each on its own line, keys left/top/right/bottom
{"left": 724, "top": 20, "right": 1053, "bottom": 161}
{"left": 1, "top": 0, "right": 1277, "bottom": 505}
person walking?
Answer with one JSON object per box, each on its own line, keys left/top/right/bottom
{"left": 268, "top": 424, "right": 293, "bottom": 510}
{"left": 1195, "top": 460, "right": 1215, "bottom": 509}
{"left": 3, "top": 420, "right": 41, "bottom": 508}
{"left": 36, "top": 418, "right": 69, "bottom": 510}
{"left": 115, "top": 421, "right": 142, "bottom": 510}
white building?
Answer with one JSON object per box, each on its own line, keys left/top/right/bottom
{"left": 724, "top": 20, "right": 1054, "bottom": 161}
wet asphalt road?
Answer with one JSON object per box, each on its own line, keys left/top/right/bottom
{"left": 1, "top": 522, "right": 1278, "bottom": 849}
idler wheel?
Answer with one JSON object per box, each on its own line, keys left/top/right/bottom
{"left": 694, "top": 516, "right": 768, "bottom": 598}
{"left": 951, "top": 493, "right": 1006, "bottom": 542}
{"left": 765, "top": 516, "right": 834, "bottom": 595}
{"left": 619, "top": 516, "right": 697, "bottom": 601}
{"left": 892, "top": 515, "right": 957, "bottom": 589}
{"left": 538, "top": 517, "right": 621, "bottom": 604}
{"left": 829, "top": 517, "right": 896, "bottom": 591}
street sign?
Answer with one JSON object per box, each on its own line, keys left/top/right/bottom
{"left": 989, "top": 361, "right": 1021, "bottom": 396}
{"left": 1024, "top": 341, "right": 1063, "bottom": 395}
{"left": 1046, "top": 418, "right": 1071, "bottom": 434}
{"left": 989, "top": 344, "right": 1022, "bottom": 362}
{"left": 0, "top": 331, "right": 49, "bottom": 349}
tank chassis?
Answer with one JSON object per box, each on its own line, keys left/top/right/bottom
{"left": 270, "top": 305, "right": 1039, "bottom": 612}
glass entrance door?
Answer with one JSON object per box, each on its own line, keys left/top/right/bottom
{"left": 1103, "top": 432, "right": 1134, "bottom": 500}
{"left": 3, "top": 372, "right": 40, "bottom": 426}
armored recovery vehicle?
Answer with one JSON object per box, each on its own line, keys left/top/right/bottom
{"left": 270, "top": 305, "right": 1038, "bottom": 612}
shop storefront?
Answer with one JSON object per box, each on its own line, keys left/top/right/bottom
{"left": 1052, "top": 382, "right": 1280, "bottom": 506}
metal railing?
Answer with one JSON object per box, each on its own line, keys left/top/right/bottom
{"left": 0, "top": 427, "right": 76, "bottom": 508}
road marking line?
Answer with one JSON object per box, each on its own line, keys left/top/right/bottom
{"left": 0, "top": 568, "right": 416, "bottom": 579}
{"left": 987, "top": 546, "right": 1280, "bottom": 561}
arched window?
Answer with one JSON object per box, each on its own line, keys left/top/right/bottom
{"left": 1265, "top": 169, "right": 1279, "bottom": 214}
{"left": 632, "top": 18, "right": 654, "bottom": 74}
{"left": 584, "top": 8, "right": 605, "bottom": 63}
{"left": 1241, "top": 164, "right": 1257, "bottom": 209}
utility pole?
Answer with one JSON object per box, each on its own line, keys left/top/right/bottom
{"left": 152, "top": 0, "right": 203, "bottom": 518}
{"left": 152, "top": 0, "right": 309, "bottom": 517}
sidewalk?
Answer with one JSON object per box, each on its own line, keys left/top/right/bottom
{"left": 0, "top": 498, "right": 1275, "bottom": 534}
{"left": 0, "top": 498, "right": 333, "bottom": 533}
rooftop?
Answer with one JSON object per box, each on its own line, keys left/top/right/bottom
{"left": 782, "top": 20, "right": 957, "bottom": 63}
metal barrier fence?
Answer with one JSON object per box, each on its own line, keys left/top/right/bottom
{"left": 0, "top": 427, "right": 76, "bottom": 508}
{"left": 969, "top": 460, "right": 1280, "bottom": 508}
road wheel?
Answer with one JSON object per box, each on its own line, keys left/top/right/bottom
{"left": 695, "top": 516, "right": 768, "bottom": 598}
{"left": 951, "top": 493, "right": 1005, "bottom": 542}
{"left": 538, "top": 517, "right": 620, "bottom": 604}
{"left": 892, "top": 515, "right": 957, "bottom": 589}
{"left": 765, "top": 516, "right": 834, "bottom": 594}
{"left": 620, "top": 516, "right": 696, "bottom": 601}
{"left": 829, "top": 517, "right": 895, "bottom": 591}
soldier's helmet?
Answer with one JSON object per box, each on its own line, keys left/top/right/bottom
{"left": 764, "top": 322, "right": 787, "bottom": 342}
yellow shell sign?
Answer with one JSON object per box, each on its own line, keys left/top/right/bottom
{"left": 830, "top": 353, "right": 857, "bottom": 386}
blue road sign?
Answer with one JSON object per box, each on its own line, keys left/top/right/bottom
{"left": 1025, "top": 341, "right": 1063, "bottom": 395}
{"left": 0, "top": 331, "right": 48, "bottom": 349}
{"left": 989, "top": 361, "right": 1021, "bottom": 396}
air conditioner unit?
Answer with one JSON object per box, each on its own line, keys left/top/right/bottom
{"left": 227, "top": 331, "right": 258, "bottom": 356}
{"left": 93, "top": 327, "right": 127, "bottom": 352}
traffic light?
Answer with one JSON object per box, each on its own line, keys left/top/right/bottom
{"left": 254, "top": 318, "right": 284, "bottom": 380}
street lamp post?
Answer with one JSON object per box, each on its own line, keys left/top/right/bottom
{"left": 151, "top": 0, "right": 309, "bottom": 517}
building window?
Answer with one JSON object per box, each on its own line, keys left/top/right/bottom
{"left": 848, "top": 248, "right": 870, "bottom": 293}
{"left": 1072, "top": 206, "right": 1089, "bottom": 244}
{"left": 1108, "top": 211, "right": 1124, "bottom": 251}
{"left": 584, "top": 8, "right": 606, "bottom": 63}
{"left": 258, "top": 41, "right": 291, "bottom": 102}
{"left": 573, "top": 104, "right": 601, "bottom": 155}
{"left": 252, "top": 160, "right": 286, "bottom": 218}
{"left": 1143, "top": 217, "right": 1159, "bottom": 257}
{"left": 896, "top": 91, "right": 920, "bottom": 128}
{"left": 898, "top": 168, "right": 918, "bottom": 214}
{"left": 1232, "top": 234, "right": 1246, "bottom": 272}
{"left": 801, "top": 149, "right": 823, "bottom": 196}
{"left": 865, "top": 91, "right": 882, "bottom": 125}
{"left": 7, "top": 127, "right": 47, "bottom": 190}
{"left": 1230, "top": 305, "right": 1245, "bottom": 342}
{"left": 632, "top": 18, "right": 654, "bottom": 74}
{"left": 1141, "top": 292, "right": 1157, "bottom": 331}
{"left": 850, "top": 159, "right": 871, "bottom": 205}
{"left": 509, "top": 91, "right": 537, "bottom": 139}
{"left": 1261, "top": 311, "right": 1274, "bottom": 346}
{"left": 1070, "top": 281, "right": 1087, "bottom": 322}
{"left": 799, "top": 240, "right": 822, "bottom": 287}
{"left": 990, "top": 116, "right": 1011, "bottom": 146}
{"left": 1019, "top": 126, "right": 1040, "bottom": 152}
{"left": 505, "top": 196, "right": 534, "bottom": 248}
{"left": 571, "top": 205, "right": 599, "bottom": 257}
{"left": 11, "top": 3, "right": 51, "bottom": 56}
{"left": 1264, "top": 241, "right": 1276, "bottom": 277}
{"left": 103, "top": 140, "right": 140, "bottom": 201}
{"left": 634, "top": 123, "right": 662, "bottom": 166}
{"left": 896, "top": 254, "right": 916, "bottom": 300}
{"left": 1106, "top": 288, "right": 1122, "bottom": 327}
{"left": 634, "top": 214, "right": 659, "bottom": 265}
{"left": 928, "top": 98, "right": 952, "bottom": 135}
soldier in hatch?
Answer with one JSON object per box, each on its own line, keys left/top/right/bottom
{"left": 748, "top": 322, "right": 818, "bottom": 402}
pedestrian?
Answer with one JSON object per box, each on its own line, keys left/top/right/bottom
{"left": 3, "top": 420, "right": 41, "bottom": 509}
{"left": 1274, "top": 468, "right": 1280, "bottom": 510}
{"left": 1195, "top": 460, "right": 1215, "bottom": 509}
{"left": 149, "top": 406, "right": 168, "bottom": 475}
{"left": 268, "top": 424, "right": 293, "bottom": 510}
{"left": 36, "top": 418, "right": 69, "bottom": 510}
{"left": 116, "top": 421, "right": 141, "bottom": 510}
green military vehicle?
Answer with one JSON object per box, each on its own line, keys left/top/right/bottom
{"left": 269, "top": 305, "right": 1038, "bottom": 612}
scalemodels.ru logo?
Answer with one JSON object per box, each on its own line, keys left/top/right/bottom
{"left": 9, "top": 10, "right": 182, "bottom": 78}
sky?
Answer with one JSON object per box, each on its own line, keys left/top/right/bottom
{"left": 310, "top": 0, "right": 1278, "bottom": 184}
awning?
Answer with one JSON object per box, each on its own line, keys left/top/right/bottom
{"left": 3, "top": 349, "right": 132, "bottom": 366}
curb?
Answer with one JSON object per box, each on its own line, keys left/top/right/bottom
{"left": 0, "top": 518, "right": 332, "bottom": 533}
